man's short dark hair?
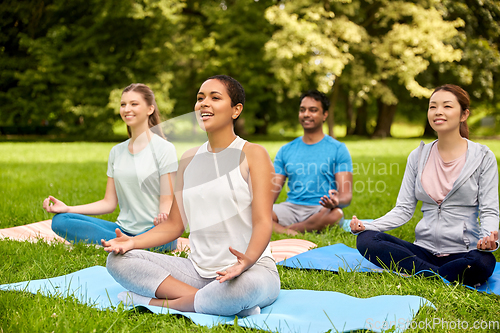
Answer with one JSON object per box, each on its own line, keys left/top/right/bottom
{"left": 300, "top": 90, "right": 330, "bottom": 113}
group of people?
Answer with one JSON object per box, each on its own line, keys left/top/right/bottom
{"left": 42, "top": 75, "right": 499, "bottom": 317}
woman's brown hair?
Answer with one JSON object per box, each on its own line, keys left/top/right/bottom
{"left": 431, "top": 84, "right": 470, "bottom": 139}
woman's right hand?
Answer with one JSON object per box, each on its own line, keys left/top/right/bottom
{"left": 153, "top": 213, "right": 169, "bottom": 226}
{"left": 101, "top": 229, "right": 135, "bottom": 254}
{"left": 42, "top": 196, "right": 69, "bottom": 214}
{"left": 350, "top": 215, "right": 366, "bottom": 233}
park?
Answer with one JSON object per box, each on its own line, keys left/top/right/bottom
{"left": 1, "top": 1, "right": 500, "bottom": 332}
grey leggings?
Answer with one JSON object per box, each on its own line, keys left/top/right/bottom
{"left": 106, "top": 250, "right": 280, "bottom": 316}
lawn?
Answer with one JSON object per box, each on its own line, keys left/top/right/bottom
{"left": 1, "top": 138, "right": 500, "bottom": 332}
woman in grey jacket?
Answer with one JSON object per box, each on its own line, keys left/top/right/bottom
{"left": 351, "top": 84, "right": 499, "bottom": 286}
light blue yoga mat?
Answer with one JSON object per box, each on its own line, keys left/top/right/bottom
{"left": 278, "top": 242, "right": 500, "bottom": 295}
{"left": 0, "top": 265, "right": 433, "bottom": 333}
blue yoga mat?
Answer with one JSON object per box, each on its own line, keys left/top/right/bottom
{"left": 0, "top": 266, "right": 433, "bottom": 333}
{"left": 278, "top": 243, "right": 500, "bottom": 295}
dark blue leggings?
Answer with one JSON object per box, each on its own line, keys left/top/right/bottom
{"left": 356, "top": 230, "right": 496, "bottom": 286}
{"left": 52, "top": 213, "right": 177, "bottom": 252}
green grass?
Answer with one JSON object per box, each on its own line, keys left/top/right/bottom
{"left": 1, "top": 138, "right": 500, "bottom": 332}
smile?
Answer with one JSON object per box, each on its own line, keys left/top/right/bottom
{"left": 201, "top": 112, "right": 214, "bottom": 119}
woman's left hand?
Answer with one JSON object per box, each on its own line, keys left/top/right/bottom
{"left": 216, "top": 247, "right": 253, "bottom": 283}
{"left": 477, "top": 231, "right": 498, "bottom": 251}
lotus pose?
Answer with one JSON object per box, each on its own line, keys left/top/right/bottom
{"left": 102, "top": 75, "right": 280, "bottom": 316}
{"left": 272, "top": 90, "right": 353, "bottom": 235}
{"left": 43, "top": 84, "right": 178, "bottom": 251}
{"left": 351, "top": 84, "right": 499, "bottom": 286}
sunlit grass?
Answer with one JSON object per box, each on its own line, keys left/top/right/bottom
{"left": 1, "top": 138, "right": 500, "bottom": 332}
{"left": 391, "top": 122, "right": 425, "bottom": 138}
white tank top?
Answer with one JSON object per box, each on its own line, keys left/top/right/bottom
{"left": 182, "top": 136, "right": 273, "bottom": 278}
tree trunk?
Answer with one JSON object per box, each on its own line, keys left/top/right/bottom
{"left": 423, "top": 119, "right": 436, "bottom": 137}
{"left": 345, "top": 92, "right": 354, "bottom": 135}
{"left": 253, "top": 120, "right": 268, "bottom": 135}
{"left": 353, "top": 99, "right": 369, "bottom": 136}
{"left": 253, "top": 102, "right": 269, "bottom": 135}
{"left": 234, "top": 117, "right": 248, "bottom": 136}
{"left": 372, "top": 99, "right": 397, "bottom": 138}
{"left": 327, "top": 78, "right": 341, "bottom": 138}
{"left": 326, "top": 102, "right": 335, "bottom": 138}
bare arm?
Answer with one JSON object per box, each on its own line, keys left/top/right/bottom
{"left": 272, "top": 173, "right": 286, "bottom": 203}
{"left": 155, "top": 172, "right": 176, "bottom": 225}
{"left": 245, "top": 143, "right": 274, "bottom": 263}
{"left": 43, "top": 177, "right": 118, "bottom": 215}
{"left": 159, "top": 172, "right": 176, "bottom": 212}
{"left": 216, "top": 143, "right": 274, "bottom": 282}
{"left": 352, "top": 148, "right": 420, "bottom": 234}
{"left": 335, "top": 171, "right": 353, "bottom": 208}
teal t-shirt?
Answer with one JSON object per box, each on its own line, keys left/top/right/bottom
{"left": 107, "top": 134, "right": 178, "bottom": 234}
{"left": 274, "top": 135, "right": 352, "bottom": 206}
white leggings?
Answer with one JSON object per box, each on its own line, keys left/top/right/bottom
{"left": 106, "top": 250, "right": 280, "bottom": 316}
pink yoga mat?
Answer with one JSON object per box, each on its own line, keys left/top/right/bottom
{"left": 0, "top": 220, "right": 70, "bottom": 244}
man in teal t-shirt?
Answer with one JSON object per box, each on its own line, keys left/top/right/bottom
{"left": 272, "top": 90, "right": 353, "bottom": 234}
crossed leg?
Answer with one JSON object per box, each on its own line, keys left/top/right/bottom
{"left": 288, "top": 207, "right": 343, "bottom": 233}
{"left": 106, "top": 250, "right": 280, "bottom": 315}
{"left": 272, "top": 207, "right": 343, "bottom": 234}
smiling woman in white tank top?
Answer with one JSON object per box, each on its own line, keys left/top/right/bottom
{"left": 101, "top": 75, "right": 280, "bottom": 316}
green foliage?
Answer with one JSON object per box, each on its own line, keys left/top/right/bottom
{"left": 167, "top": 0, "right": 280, "bottom": 134}
{"left": 262, "top": 0, "right": 468, "bottom": 137}
{"left": 423, "top": 0, "right": 500, "bottom": 104}
{"left": 1, "top": 0, "right": 500, "bottom": 138}
{"left": 0, "top": 0, "right": 183, "bottom": 138}
{"left": 266, "top": 0, "right": 459, "bottom": 100}
{"left": 265, "top": 1, "right": 356, "bottom": 97}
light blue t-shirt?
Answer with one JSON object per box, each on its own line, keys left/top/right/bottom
{"left": 107, "top": 134, "right": 178, "bottom": 234}
{"left": 274, "top": 135, "right": 353, "bottom": 206}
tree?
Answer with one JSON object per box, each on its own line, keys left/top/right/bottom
{"left": 165, "top": 0, "right": 280, "bottom": 135}
{"left": 0, "top": 0, "right": 183, "bottom": 137}
{"left": 264, "top": 0, "right": 464, "bottom": 137}
{"left": 264, "top": 1, "right": 359, "bottom": 135}
{"left": 420, "top": 0, "right": 500, "bottom": 136}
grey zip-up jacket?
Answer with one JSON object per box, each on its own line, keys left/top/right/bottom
{"left": 362, "top": 139, "right": 499, "bottom": 255}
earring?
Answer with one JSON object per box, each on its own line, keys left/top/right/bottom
{"left": 232, "top": 115, "right": 238, "bottom": 119}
